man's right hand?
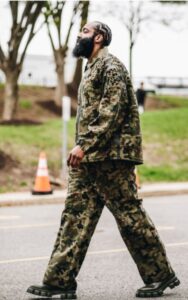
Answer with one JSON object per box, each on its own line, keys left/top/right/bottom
{"left": 67, "top": 145, "right": 84, "bottom": 168}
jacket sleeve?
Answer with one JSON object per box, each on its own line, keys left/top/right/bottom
{"left": 77, "top": 66, "right": 128, "bottom": 154}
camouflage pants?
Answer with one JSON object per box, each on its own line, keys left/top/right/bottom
{"left": 43, "top": 160, "right": 174, "bottom": 290}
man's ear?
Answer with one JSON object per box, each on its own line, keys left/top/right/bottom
{"left": 94, "top": 34, "right": 103, "bottom": 44}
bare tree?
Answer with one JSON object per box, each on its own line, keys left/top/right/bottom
{"left": 106, "top": 1, "right": 150, "bottom": 79}
{"left": 125, "top": 1, "right": 147, "bottom": 78}
{"left": 103, "top": 0, "right": 187, "bottom": 78}
{"left": 157, "top": 0, "right": 188, "bottom": 29}
{"left": 43, "top": 1, "right": 81, "bottom": 105}
{"left": 0, "top": 1, "right": 44, "bottom": 121}
{"left": 70, "top": 1, "right": 90, "bottom": 96}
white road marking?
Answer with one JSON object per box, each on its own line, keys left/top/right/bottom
{"left": 89, "top": 249, "right": 125, "bottom": 255}
{"left": 1, "top": 241, "right": 188, "bottom": 265}
{"left": 157, "top": 226, "right": 174, "bottom": 230}
{"left": 0, "top": 216, "right": 20, "bottom": 220}
{"left": 167, "top": 242, "right": 188, "bottom": 247}
{"left": 0, "top": 222, "right": 57, "bottom": 229}
{"left": 0, "top": 224, "right": 174, "bottom": 230}
{"left": 0, "top": 256, "right": 49, "bottom": 264}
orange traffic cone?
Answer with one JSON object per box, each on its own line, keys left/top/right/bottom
{"left": 32, "top": 151, "right": 53, "bottom": 195}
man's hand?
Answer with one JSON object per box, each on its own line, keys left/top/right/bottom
{"left": 67, "top": 145, "right": 84, "bottom": 168}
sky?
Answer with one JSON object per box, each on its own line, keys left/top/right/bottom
{"left": 0, "top": 1, "right": 188, "bottom": 79}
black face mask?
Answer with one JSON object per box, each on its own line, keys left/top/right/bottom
{"left": 72, "top": 35, "right": 95, "bottom": 59}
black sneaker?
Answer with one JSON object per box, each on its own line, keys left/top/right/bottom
{"left": 26, "top": 284, "right": 77, "bottom": 299}
{"left": 136, "top": 274, "right": 180, "bottom": 298}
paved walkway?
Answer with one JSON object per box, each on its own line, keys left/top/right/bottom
{"left": 0, "top": 182, "right": 188, "bottom": 207}
{"left": 1, "top": 195, "right": 187, "bottom": 300}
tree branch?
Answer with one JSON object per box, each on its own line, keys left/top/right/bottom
{"left": 0, "top": 45, "right": 5, "bottom": 64}
{"left": 64, "top": 1, "right": 80, "bottom": 48}
{"left": 132, "top": 2, "right": 143, "bottom": 44}
{"left": 43, "top": 1, "right": 57, "bottom": 54}
{"left": 79, "top": 1, "right": 90, "bottom": 30}
{"left": 8, "top": 1, "right": 44, "bottom": 65}
{"left": 54, "top": 1, "right": 66, "bottom": 48}
{"left": 10, "top": 1, "right": 18, "bottom": 26}
{"left": 18, "top": 3, "right": 45, "bottom": 67}
{"left": 46, "top": 20, "right": 56, "bottom": 53}
{"left": 18, "top": 31, "right": 35, "bottom": 68}
{"left": 19, "top": 2, "right": 34, "bottom": 28}
{"left": 9, "top": 2, "right": 34, "bottom": 56}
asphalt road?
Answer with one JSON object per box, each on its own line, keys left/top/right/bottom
{"left": 0, "top": 194, "right": 188, "bottom": 300}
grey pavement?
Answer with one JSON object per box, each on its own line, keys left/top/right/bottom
{"left": 0, "top": 194, "right": 188, "bottom": 300}
{"left": 0, "top": 182, "right": 188, "bottom": 207}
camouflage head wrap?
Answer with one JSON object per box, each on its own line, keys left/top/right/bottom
{"left": 93, "top": 21, "right": 112, "bottom": 47}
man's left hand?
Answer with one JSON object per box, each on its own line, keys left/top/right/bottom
{"left": 67, "top": 145, "right": 84, "bottom": 168}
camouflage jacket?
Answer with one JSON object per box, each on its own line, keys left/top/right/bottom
{"left": 76, "top": 47, "right": 143, "bottom": 165}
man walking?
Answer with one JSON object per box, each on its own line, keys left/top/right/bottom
{"left": 27, "top": 21, "right": 180, "bottom": 299}
{"left": 136, "top": 81, "right": 147, "bottom": 114}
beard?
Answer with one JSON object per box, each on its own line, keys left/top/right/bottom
{"left": 72, "top": 35, "right": 95, "bottom": 59}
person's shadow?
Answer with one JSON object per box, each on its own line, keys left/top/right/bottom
{"left": 27, "top": 298, "right": 60, "bottom": 300}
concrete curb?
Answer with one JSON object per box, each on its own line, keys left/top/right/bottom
{"left": 0, "top": 182, "right": 188, "bottom": 207}
{"left": 0, "top": 190, "right": 67, "bottom": 207}
{"left": 138, "top": 182, "right": 188, "bottom": 198}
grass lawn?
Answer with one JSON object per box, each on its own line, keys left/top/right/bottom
{"left": 0, "top": 95, "right": 188, "bottom": 192}
{"left": 139, "top": 107, "right": 188, "bottom": 182}
{"left": 0, "top": 119, "right": 76, "bottom": 192}
{"left": 157, "top": 94, "right": 188, "bottom": 108}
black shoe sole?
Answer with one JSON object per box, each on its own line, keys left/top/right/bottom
{"left": 27, "top": 286, "right": 77, "bottom": 299}
{"left": 60, "top": 294, "right": 77, "bottom": 299}
{"left": 136, "top": 275, "right": 180, "bottom": 298}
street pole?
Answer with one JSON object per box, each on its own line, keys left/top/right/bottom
{"left": 62, "top": 96, "right": 71, "bottom": 181}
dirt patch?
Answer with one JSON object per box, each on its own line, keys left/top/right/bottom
{"left": 0, "top": 119, "right": 42, "bottom": 126}
{"left": 145, "top": 95, "right": 175, "bottom": 111}
{"left": 0, "top": 144, "right": 64, "bottom": 192}
{"left": 0, "top": 85, "right": 78, "bottom": 122}
{"left": 0, "top": 86, "right": 56, "bottom": 122}
{"left": 37, "top": 99, "right": 77, "bottom": 117}
{"left": 0, "top": 150, "right": 18, "bottom": 170}
{"left": 37, "top": 100, "right": 62, "bottom": 116}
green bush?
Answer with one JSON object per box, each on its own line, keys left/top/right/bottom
{"left": 19, "top": 99, "right": 32, "bottom": 109}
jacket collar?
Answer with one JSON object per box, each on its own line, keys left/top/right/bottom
{"left": 85, "top": 47, "right": 108, "bottom": 71}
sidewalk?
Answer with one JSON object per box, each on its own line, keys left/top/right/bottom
{"left": 0, "top": 182, "right": 188, "bottom": 207}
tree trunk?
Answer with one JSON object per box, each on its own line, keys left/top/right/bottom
{"left": 70, "top": 58, "right": 83, "bottom": 97}
{"left": 2, "top": 69, "right": 19, "bottom": 121}
{"left": 70, "top": 1, "right": 90, "bottom": 96}
{"left": 55, "top": 67, "right": 67, "bottom": 105}
{"left": 129, "top": 29, "right": 133, "bottom": 79}
{"left": 54, "top": 49, "right": 68, "bottom": 105}
{"left": 129, "top": 44, "right": 133, "bottom": 79}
